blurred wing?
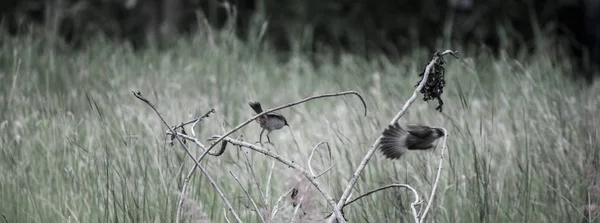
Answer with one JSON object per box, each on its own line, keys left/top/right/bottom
{"left": 379, "top": 123, "right": 408, "bottom": 159}
{"left": 404, "top": 124, "right": 434, "bottom": 139}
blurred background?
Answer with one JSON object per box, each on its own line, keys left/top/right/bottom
{"left": 2, "top": 1, "right": 600, "bottom": 223}
{"left": 1, "top": 0, "right": 599, "bottom": 79}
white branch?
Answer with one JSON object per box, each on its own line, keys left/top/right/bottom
{"left": 331, "top": 50, "right": 457, "bottom": 223}
{"left": 419, "top": 128, "right": 449, "bottom": 223}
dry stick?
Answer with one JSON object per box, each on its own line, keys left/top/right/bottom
{"left": 309, "top": 142, "right": 336, "bottom": 178}
{"left": 332, "top": 50, "right": 458, "bottom": 222}
{"left": 270, "top": 187, "right": 296, "bottom": 219}
{"left": 223, "top": 208, "right": 231, "bottom": 223}
{"left": 215, "top": 136, "right": 345, "bottom": 221}
{"left": 419, "top": 128, "right": 449, "bottom": 223}
{"left": 229, "top": 170, "right": 267, "bottom": 223}
{"left": 241, "top": 148, "right": 267, "bottom": 204}
{"left": 131, "top": 91, "right": 243, "bottom": 223}
{"left": 171, "top": 109, "right": 216, "bottom": 130}
{"left": 202, "top": 91, "right": 367, "bottom": 163}
{"left": 333, "top": 129, "right": 449, "bottom": 223}
{"left": 343, "top": 184, "right": 421, "bottom": 223}
{"left": 166, "top": 109, "right": 223, "bottom": 156}
{"left": 175, "top": 111, "right": 214, "bottom": 223}
{"left": 173, "top": 134, "right": 234, "bottom": 223}
{"left": 264, "top": 159, "right": 275, "bottom": 220}
{"left": 175, "top": 117, "right": 204, "bottom": 223}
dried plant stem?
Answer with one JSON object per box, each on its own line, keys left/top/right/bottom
{"left": 229, "top": 170, "right": 266, "bottom": 223}
{"left": 265, "top": 159, "right": 275, "bottom": 220}
{"left": 132, "top": 91, "right": 242, "bottom": 223}
{"left": 170, "top": 109, "right": 215, "bottom": 130}
{"left": 215, "top": 136, "right": 345, "bottom": 222}
{"left": 308, "top": 142, "right": 329, "bottom": 176}
{"left": 176, "top": 165, "right": 198, "bottom": 223}
{"left": 332, "top": 50, "right": 457, "bottom": 223}
{"left": 419, "top": 128, "right": 448, "bottom": 223}
{"left": 223, "top": 208, "right": 231, "bottom": 223}
{"left": 202, "top": 91, "right": 367, "bottom": 162}
{"left": 343, "top": 184, "right": 421, "bottom": 223}
{"left": 270, "top": 187, "right": 296, "bottom": 219}
{"left": 175, "top": 111, "right": 213, "bottom": 223}
{"left": 241, "top": 148, "right": 266, "bottom": 204}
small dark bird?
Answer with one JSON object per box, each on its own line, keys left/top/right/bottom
{"left": 249, "top": 101, "right": 289, "bottom": 143}
{"left": 379, "top": 122, "right": 444, "bottom": 159}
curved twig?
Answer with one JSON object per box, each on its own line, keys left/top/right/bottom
{"left": 307, "top": 142, "right": 335, "bottom": 178}
{"left": 223, "top": 207, "right": 231, "bottom": 223}
{"left": 343, "top": 184, "right": 421, "bottom": 223}
{"left": 308, "top": 142, "right": 329, "bottom": 176}
{"left": 202, "top": 91, "right": 367, "bottom": 163}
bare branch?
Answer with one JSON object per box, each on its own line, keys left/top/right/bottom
{"left": 332, "top": 50, "right": 457, "bottom": 222}
{"left": 307, "top": 141, "right": 335, "bottom": 178}
{"left": 419, "top": 128, "right": 449, "bottom": 223}
{"left": 132, "top": 91, "right": 242, "bottom": 223}
{"left": 265, "top": 159, "right": 275, "bottom": 218}
{"left": 241, "top": 147, "right": 266, "bottom": 204}
{"left": 214, "top": 136, "right": 345, "bottom": 221}
{"left": 342, "top": 184, "right": 421, "bottom": 223}
{"left": 168, "top": 131, "right": 228, "bottom": 156}
{"left": 170, "top": 109, "right": 216, "bottom": 131}
{"left": 315, "top": 164, "right": 336, "bottom": 178}
{"left": 175, "top": 115, "right": 205, "bottom": 223}
{"left": 190, "top": 114, "right": 202, "bottom": 139}
{"left": 229, "top": 170, "right": 266, "bottom": 223}
{"left": 203, "top": 91, "right": 367, "bottom": 163}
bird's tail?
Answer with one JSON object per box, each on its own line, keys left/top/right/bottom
{"left": 248, "top": 101, "right": 263, "bottom": 114}
{"left": 379, "top": 122, "right": 408, "bottom": 159}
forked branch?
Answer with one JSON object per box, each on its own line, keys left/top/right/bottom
{"left": 213, "top": 136, "right": 344, "bottom": 221}
{"left": 132, "top": 91, "right": 243, "bottom": 223}
{"left": 343, "top": 184, "right": 421, "bottom": 223}
{"left": 202, "top": 91, "right": 367, "bottom": 162}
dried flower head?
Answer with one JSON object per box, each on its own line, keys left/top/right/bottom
{"left": 416, "top": 51, "right": 452, "bottom": 112}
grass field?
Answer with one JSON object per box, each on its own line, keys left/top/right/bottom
{"left": 1, "top": 30, "right": 599, "bottom": 223}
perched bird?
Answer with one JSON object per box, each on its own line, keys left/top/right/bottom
{"left": 379, "top": 122, "right": 444, "bottom": 159}
{"left": 249, "top": 101, "right": 289, "bottom": 143}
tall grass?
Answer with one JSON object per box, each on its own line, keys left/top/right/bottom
{"left": 0, "top": 28, "right": 599, "bottom": 223}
